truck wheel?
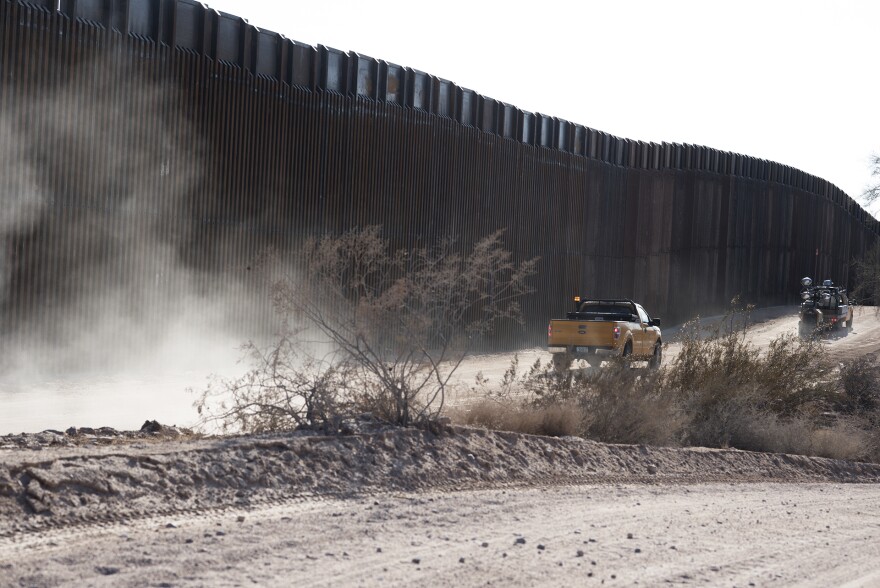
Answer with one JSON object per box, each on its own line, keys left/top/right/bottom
{"left": 621, "top": 341, "right": 633, "bottom": 362}
{"left": 648, "top": 342, "right": 662, "bottom": 369}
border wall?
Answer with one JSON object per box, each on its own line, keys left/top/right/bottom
{"left": 1, "top": 0, "right": 877, "bottom": 360}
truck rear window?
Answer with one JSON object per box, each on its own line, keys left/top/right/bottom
{"left": 579, "top": 303, "right": 633, "bottom": 314}
{"left": 568, "top": 303, "right": 637, "bottom": 322}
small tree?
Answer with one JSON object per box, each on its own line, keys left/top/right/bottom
{"left": 194, "top": 336, "right": 361, "bottom": 434}
{"left": 862, "top": 153, "right": 880, "bottom": 203}
{"left": 838, "top": 355, "right": 880, "bottom": 415}
{"left": 854, "top": 153, "right": 880, "bottom": 305}
{"left": 852, "top": 240, "right": 880, "bottom": 307}
{"left": 197, "top": 226, "right": 537, "bottom": 432}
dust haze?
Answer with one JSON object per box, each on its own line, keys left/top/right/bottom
{"left": 0, "top": 52, "right": 276, "bottom": 434}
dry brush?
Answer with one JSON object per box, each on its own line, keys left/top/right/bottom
{"left": 196, "top": 226, "right": 537, "bottom": 432}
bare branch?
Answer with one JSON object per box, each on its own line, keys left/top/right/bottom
{"left": 198, "top": 225, "right": 537, "bottom": 432}
{"left": 861, "top": 153, "right": 880, "bottom": 202}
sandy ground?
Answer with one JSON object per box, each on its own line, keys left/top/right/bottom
{"left": 3, "top": 426, "right": 880, "bottom": 586}
{"left": 4, "top": 305, "right": 880, "bottom": 586}
{"left": 7, "top": 483, "right": 880, "bottom": 587}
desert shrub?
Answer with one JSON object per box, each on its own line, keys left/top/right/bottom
{"left": 833, "top": 355, "right": 880, "bottom": 461}
{"left": 460, "top": 356, "right": 681, "bottom": 445}
{"left": 851, "top": 239, "right": 880, "bottom": 306}
{"left": 664, "top": 318, "right": 759, "bottom": 397}
{"left": 699, "top": 410, "right": 868, "bottom": 461}
{"left": 457, "top": 355, "right": 589, "bottom": 437}
{"left": 806, "top": 420, "right": 871, "bottom": 461}
{"left": 400, "top": 286, "right": 880, "bottom": 465}
{"left": 667, "top": 330, "right": 880, "bottom": 461}
{"left": 757, "top": 334, "right": 834, "bottom": 413}
{"left": 731, "top": 410, "right": 813, "bottom": 454}
{"left": 864, "top": 426, "right": 880, "bottom": 463}
{"left": 662, "top": 301, "right": 837, "bottom": 453}
{"left": 667, "top": 315, "right": 832, "bottom": 415}
{"left": 577, "top": 364, "right": 682, "bottom": 446}
{"left": 198, "top": 227, "right": 536, "bottom": 433}
{"left": 195, "top": 336, "right": 358, "bottom": 434}
{"left": 453, "top": 332, "right": 880, "bottom": 462}
{"left": 468, "top": 354, "right": 593, "bottom": 412}
{"left": 698, "top": 407, "right": 835, "bottom": 457}
{"left": 675, "top": 389, "right": 761, "bottom": 449}
{"left": 458, "top": 300, "right": 874, "bottom": 461}
{"left": 838, "top": 354, "right": 880, "bottom": 415}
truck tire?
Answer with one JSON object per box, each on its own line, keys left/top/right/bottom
{"left": 621, "top": 341, "right": 633, "bottom": 361}
{"left": 648, "top": 342, "right": 662, "bottom": 369}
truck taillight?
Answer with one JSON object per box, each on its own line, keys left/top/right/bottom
{"left": 613, "top": 326, "right": 620, "bottom": 339}
{"left": 548, "top": 323, "right": 552, "bottom": 338}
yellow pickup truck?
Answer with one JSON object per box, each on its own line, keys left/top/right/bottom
{"left": 547, "top": 298, "right": 662, "bottom": 370}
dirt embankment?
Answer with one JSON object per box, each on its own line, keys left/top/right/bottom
{"left": 3, "top": 424, "right": 880, "bottom": 540}
{"left": 3, "top": 425, "right": 880, "bottom": 587}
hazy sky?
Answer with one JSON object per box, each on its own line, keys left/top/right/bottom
{"left": 204, "top": 0, "right": 880, "bottom": 214}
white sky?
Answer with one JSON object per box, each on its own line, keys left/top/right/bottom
{"left": 204, "top": 0, "right": 880, "bottom": 213}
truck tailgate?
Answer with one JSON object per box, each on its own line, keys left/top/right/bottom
{"left": 548, "top": 319, "right": 617, "bottom": 348}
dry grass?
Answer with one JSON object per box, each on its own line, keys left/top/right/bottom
{"left": 452, "top": 304, "right": 880, "bottom": 463}
{"left": 198, "top": 227, "right": 536, "bottom": 433}
{"left": 807, "top": 423, "right": 871, "bottom": 461}
{"left": 577, "top": 365, "right": 682, "bottom": 446}
{"left": 452, "top": 399, "right": 585, "bottom": 438}
{"left": 455, "top": 358, "right": 682, "bottom": 445}
{"left": 837, "top": 354, "right": 880, "bottom": 414}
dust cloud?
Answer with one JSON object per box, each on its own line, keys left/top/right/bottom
{"left": 0, "top": 51, "right": 274, "bottom": 434}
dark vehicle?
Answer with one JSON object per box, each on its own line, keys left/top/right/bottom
{"left": 798, "top": 277, "right": 852, "bottom": 338}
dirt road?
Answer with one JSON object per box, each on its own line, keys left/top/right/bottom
{"left": 5, "top": 482, "right": 880, "bottom": 587}
{"left": 3, "top": 425, "right": 880, "bottom": 587}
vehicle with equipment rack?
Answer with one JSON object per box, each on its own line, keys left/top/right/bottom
{"left": 798, "top": 277, "right": 852, "bottom": 338}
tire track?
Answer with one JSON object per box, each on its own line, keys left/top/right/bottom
{"left": 3, "top": 433, "right": 880, "bottom": 546}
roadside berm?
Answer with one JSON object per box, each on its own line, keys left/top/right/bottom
{"left": 3, "top": 421, "right": 880, "bottom": 539}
